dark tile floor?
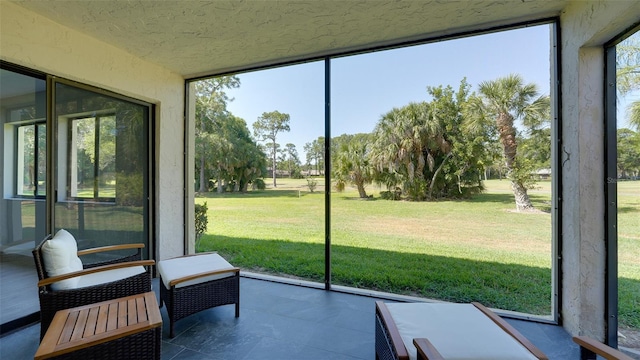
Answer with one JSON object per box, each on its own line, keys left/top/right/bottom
{"left": 0, "top": 276, "right": 583, "bottom": 359}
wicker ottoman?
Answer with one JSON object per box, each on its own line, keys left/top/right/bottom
{"left": 157, "top": 253, "right": 240, "bottom": 338}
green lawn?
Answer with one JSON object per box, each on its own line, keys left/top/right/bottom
{"left": 197, "top": 178, "right": 639, "bottom": 328}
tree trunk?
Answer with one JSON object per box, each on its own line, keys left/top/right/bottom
{"left": 198, "top": 114, "right": 207, "bottom": 193}
{"left": 511, "top": 180, "right": 534, "bottom": 211}
{"left": 216, "top": 170, "right": 223, "bottom": 193}
{"left": 355, "top": 178, "right": 368, "bottom": 198}
{"left": 198, "top": 156, "right": 207, "bottom": 193}
{"left": 428, "top": 152, "right": 452, "bottom": 199}
{"left": 272, "top": 141, "right": 277, "bottom": 187}
{"left": 496, "top": 112, "right": 534, "bottom": 210}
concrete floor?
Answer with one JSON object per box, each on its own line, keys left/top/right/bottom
{"left": 0, "top": 276, "right": 584, "bottom": 359}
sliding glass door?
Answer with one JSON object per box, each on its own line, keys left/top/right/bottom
{"left": 53, "top": 80, "right": 152, "bottom": 260}
{"left": 0, "top": 67, "right": 154, "bottom": 332}
{"left": 0, "top": 67, "right": 47, "bottom": 326}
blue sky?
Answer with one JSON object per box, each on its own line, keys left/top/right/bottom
{"left": 225, "top": 24, "right": 636, "bottom": 160}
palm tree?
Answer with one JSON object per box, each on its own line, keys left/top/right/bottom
{"left": 370, "top": 102, "right": 449, "bottom": 200}
{"left": 333, "top": 138, "right": 372, "bottom": 198}
{"left": 469, "top": 74, "right": 550, "bottom": 211}
{"left": 628, "top": 100, "right": 640, "bottom": 130}
{"left": 616, "top": 34, "right": 640, "bottom": 129}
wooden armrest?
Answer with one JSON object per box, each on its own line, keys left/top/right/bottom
{"left": 472, "top": 302, "right": 548, "bottom": 360}
{"left": 168, "top": 251, "right": 217, "bottom": 259}
{"left": 168, "top": 267, "right": 240, "bottom": 287}
{"left": 413, "top": 338, "right": 445, "bottom": 360}
{"left": 77, "top": 243, "right": 145, "bottom": 256}
{"left": 38, "top": 260, "right": 155, "bottom": 287}
{"left": 375, "top": 301, "right": 410, "bottom": 360}
{"left": 573, "top": 336, "right": 634, "bottom": 360}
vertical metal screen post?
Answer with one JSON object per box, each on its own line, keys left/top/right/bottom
{"left": 324, "top": 57, "right": 331, "bottom": 290}
{"left": 604, "top": 44, "right": 618, "bottom": 348}
{"left": 551, "top": 20, "right": 563, "bottom": 325}
{"left": 46, "top": 76, "right": 55, "bottom": 235}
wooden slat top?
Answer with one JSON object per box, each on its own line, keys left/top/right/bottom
{"left": 34, "top": 292, "right": 161, "bottom": 360}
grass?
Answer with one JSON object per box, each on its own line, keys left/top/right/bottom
{"left": 197, "top": 178, "right": 640, "bottom": 327}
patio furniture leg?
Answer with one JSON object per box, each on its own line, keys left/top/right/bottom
{"left": 579, "top": 347, "right": 597, "bottom": 360}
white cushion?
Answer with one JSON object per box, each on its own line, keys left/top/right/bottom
{"left": 157, "top": 253, "right": 236, "bottom": 289}
{"left": 385, "top": 303, "right": 539, "bottom": 360}
{"left": 75, "top": 266, "right": 146, "bottom": 289}
{"left": 40, "top": 229, "right": 83, "bottom": 290}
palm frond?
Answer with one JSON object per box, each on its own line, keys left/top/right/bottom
{"left": 627, "top": 100, "right": 640, "bottom": 131}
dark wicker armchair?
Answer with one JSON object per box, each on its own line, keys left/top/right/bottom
{"left": 33, "top": 232, "right": 154, "bottom": 340}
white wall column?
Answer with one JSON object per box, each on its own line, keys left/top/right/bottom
{"left": 561, "top": 44, "right": 606, "bottom": 338}
{"left": 560, "top": 0, "right": 640, "bottom": 340}
{"left": 0, "top": 1, "right": 186, "bottom": 260}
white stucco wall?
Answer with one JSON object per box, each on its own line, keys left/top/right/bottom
{"left": 560, "top": 0, "right": 640, "bottom": 340}
{"left": 0, "top": 2, "right": 186, "bottom": 260}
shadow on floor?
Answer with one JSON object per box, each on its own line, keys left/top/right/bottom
{"left": 0, "top": 276, "right": 583, "bottom": 359}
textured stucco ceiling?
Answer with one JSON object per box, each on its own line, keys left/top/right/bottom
{"left": 11, "top": 0, "right": 568, "bottom": 78}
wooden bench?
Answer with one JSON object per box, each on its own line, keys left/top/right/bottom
{"left": 34, "top": 292, "right": 162, "bottom": 360}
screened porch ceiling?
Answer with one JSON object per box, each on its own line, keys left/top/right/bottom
{"left": 12, "top": 0, "right": 569, "bottom": 78}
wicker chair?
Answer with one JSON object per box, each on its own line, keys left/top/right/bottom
{"left": 33, "top": 231, "right": 154, "bottom": 340}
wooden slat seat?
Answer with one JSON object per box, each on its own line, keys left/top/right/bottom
{"left": 34, "top": 292, "right": 162, "bottom": 360}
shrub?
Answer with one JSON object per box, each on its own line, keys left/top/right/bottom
{"left": 380, "top": 187, "right": 402, "bottom": 200}
{"left": 306, "top": 177, "right": 318, "bottom": 192}
{"left": 195, "top": 202, "right": 208, "bottom": 248}
{"left": 116, "top": 173, "right": 144, "bottom": 206}
{"left": 291, "top": 169, "right": 304, "bottom": 179}
{"left": 253, "top": 178, "right": 266, "bottom": 190}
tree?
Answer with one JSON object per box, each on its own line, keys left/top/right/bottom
{"left": 194, "top": 76, "right": 240, "bottom": 192}
{"left": 215, "top": 115, "right": 268, "bottom": 193}
{"left": 617, "top": 128, "right": 640, "bottom": 179}
{"left": 427, "top": 80, "right": 486, "bottom": 199}
{"left": 367, "top": 80, "right": 485, "bottom": 201}
{"left": 304, "top": 137, "right": 325, "bottom": 175}
{"left": 282, "top": 143, "right": 301, "bottom": 177}
{"left": 253, "top": 110, "right": 290, "bottom": 187}
{"left": 628, "top": 101, "right": 640, "bottom": 131}
{"left": 369, "top": 101, "right": 450, "bottom": 201}
{"left": 617, "top": 32, "right": 640, "bottom": 130}
{"left": 332, "top": 134, "right": 373, "bottom": 198}
{"left": 465, "top": 74, "right": 550, "bottom": 211}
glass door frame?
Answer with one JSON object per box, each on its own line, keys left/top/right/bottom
{"left": 604, "top": 22, "right": 640, "bottom": 348}
{"left": 48, "top": 77, "right": 156, "bottom": 259}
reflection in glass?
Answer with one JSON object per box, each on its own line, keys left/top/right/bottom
{"left": 54, "top": 82, "right": 150, "bottom": 256}
{"left": 0, "top": 68, "right": 46, "bottom": 325}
